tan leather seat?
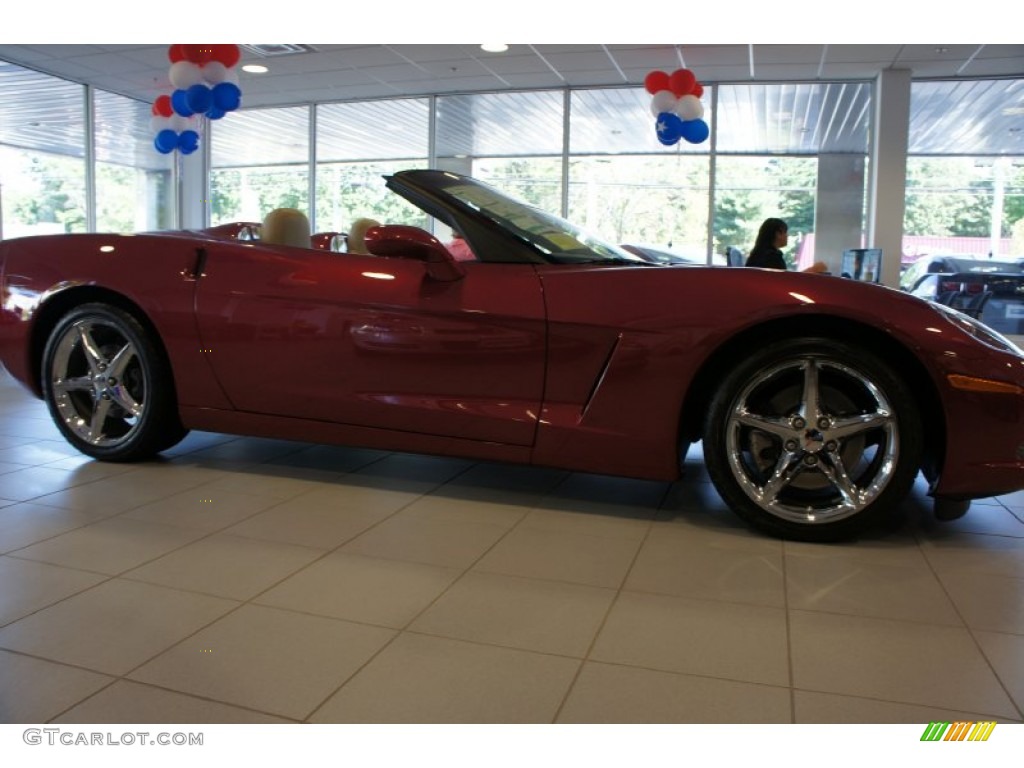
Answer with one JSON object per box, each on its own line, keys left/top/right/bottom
{"left": 347, "top": 218, "right": 381, "bottom": 254}
{"left": 261, "top": 208, "right": 311, "bottom": 248}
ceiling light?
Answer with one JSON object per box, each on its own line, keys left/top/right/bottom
{"left": 480, "top": 44, "right": 508, "bottom": 53}
{"left": 242, "top": 64, "right": 269, "bottom": 74}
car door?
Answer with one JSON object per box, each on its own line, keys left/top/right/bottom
{"left": 193, "top": 241, "right": 546, "bottom": 446}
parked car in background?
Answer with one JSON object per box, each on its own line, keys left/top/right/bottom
{"left": 900, "top": 255, "right": 1024, "bottom": 336}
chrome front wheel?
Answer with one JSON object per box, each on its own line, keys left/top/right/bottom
{"left": 42, "top": 303, "right": 186, "bottom": 460}
{"left": 703, "top": 338, "right": 921, "bottom": 541}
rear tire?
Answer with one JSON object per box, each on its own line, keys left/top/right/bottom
{"left": 702, "top": 337, "right": 922, "bottom": 541}
{"left": 41, "top": 303, "right": 188, "bottom": 461}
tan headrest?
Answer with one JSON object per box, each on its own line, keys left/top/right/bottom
{"left": 262, "top": 208, "right": 311, "bottom": 248}
{"left": 348, "top": 218, "right": 381, "bottom": 255}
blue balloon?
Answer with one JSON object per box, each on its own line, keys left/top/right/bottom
{"left": 680, "top": 118, "right": 710, "bottom": 144}
{"left": 154, "top": 129, "right": 178, "bottom": 154}
{"left": 171, "top": 89, "right": 194, "bottom": 117}
{"left": 655, "top": 111, "right": 683, "bottom": 145}
{"left": 185, "top": 83, "right": 213, "bottom": 115}
{"left": 205, "top": 105, "right": 226, "bottom": 120}
{"left": 212, "top": 82, "right": 242, "bottom": 112}
{"left": 178, "top": 130, "right": 200, "bottom": 154}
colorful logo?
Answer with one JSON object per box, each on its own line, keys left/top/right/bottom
{"left": 920, "top": 721, "right": 997, "bottom": 742}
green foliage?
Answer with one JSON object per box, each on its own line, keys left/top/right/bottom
{"left": 315, "top": 162, "right": 427, "bottom": 231}
{"left": 712, "top": 156, "right": 817, "bottom": 263}
{"left": 563, "top": 155, "right": 710, "bottom": 254}
{"left": 3, "top": 151, "right": 87, "bottom": 233}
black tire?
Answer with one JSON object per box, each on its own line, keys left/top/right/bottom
{"left": 41, "top": 303, "right": 188, "bottom": 461}
{"left": 702, "top": 337, "right": 922, "bottom": 542}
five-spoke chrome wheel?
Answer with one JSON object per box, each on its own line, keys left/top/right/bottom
{"left": 703, "top": 338, "right": 921, "bottom": 541}
{"left": 42, "top": 303, "right": 187, "bottom": 461}
{"left": 49, "top": 316, "right": 146, "bottom": 448}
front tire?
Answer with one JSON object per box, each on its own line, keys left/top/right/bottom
{"left": 702, "top": 337, "right": 922, "bottom": 541}
{"left": 41, "top": 303, "right": 188, "bottom": 461}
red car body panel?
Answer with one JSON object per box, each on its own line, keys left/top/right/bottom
{"left": 1, "top": 195, "right": 1023, "bottom": 506}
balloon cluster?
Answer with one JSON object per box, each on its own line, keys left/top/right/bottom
{"left": 151, "top": 44, "right": 244, "bottom": 155}
{"left": 644, "top": 68, "right": 709, "bottom": 146}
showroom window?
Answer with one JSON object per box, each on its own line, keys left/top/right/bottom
{"left": 0, "top": 61, "right": 88, "bottom": 238}
{"left": 436, "top": 90, "right": 565, "bottom": 213}
{"left": 209, "top": 105, "right": 310, "bottom": 226}
{"left": 714, "top": 81, "right": 872, "bottom": 268}
{"left": 905, "top": 79, "right": 1024, "bottom": 260}
{"left": 3, "top": 52, "right": 1023, "bottom": 270}
{"left": 568, "top": 87, "right": 712, "bottom": 260}
{"left": 315, "top": 98, "right": 430, "bottom": 233}
{"left": 93, "top": 90, "right": 174, "bottom": 232}
{"left": 0, "top": 60, "right": 174, "bottom": 238}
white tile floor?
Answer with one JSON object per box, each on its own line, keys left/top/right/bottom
{"left": 1, "top": 365, "right": 1023, "bottom": 724}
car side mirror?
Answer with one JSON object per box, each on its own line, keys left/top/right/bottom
{"left": 364, "top": 225, "right": 466, "bottom": 282}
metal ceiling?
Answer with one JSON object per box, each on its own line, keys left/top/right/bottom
{"left": 2, "top": 44, "right": 1022, "bottom": 108}
{"left": 0, "top": 44, "right": 1023, "bottom": 168}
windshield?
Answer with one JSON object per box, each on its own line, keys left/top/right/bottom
{"left": 396, "top": 171, "right": 648, "bottom": 265}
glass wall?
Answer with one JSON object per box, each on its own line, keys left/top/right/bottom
{"left": 0, "top": 60, "right": 173, "bottom": 239}
{"left": 0, "top": 61, "right": 88, "bottom": 238}
{"left": 209, "top": 106, "right": 310, "bottom": 226}
{"left": 315, "top": 99, "right": 430, "bottom": 233}
{"left": 905, "top": 80, "right": 1024, "bottom": 262}
{"left": 437, "top": 90, "right": 566, "bottom": 216}
{"left": 714, "top": 82, "right": 872, "bottom": 268}
{"left": 94, "top": 90, "right": 174, "bottom": 232}
{"left": 568, "top": 87, "right": 712, "bottom": 259}
{"left": 3, "top": 52, "right": 1022, "bottom": 277}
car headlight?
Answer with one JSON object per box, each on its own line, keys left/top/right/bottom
{"left": 932, "top": 302, "right": 1023, "bottom": 355}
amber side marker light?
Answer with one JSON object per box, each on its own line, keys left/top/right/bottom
{"left": 947, "top": 374, "right": 1024, "bottom": 395}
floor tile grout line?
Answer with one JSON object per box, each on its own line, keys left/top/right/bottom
{"left": 780, "top": 539, "right": 796, "bottom": 724}
{"left": 913, "top": 528, "right": 1024, "bottom": 721}
{"left": 299, "top": 459, "right": 556, "bottom": 723}
{"left": 6, "top": 627, "right": 1020, "bottom": 725}
{"left": 548, "top": 486, "right": 666, "bottom": 724}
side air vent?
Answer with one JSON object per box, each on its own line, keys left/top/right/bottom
{"left": 241, "top": 44, "right": 316, "bottom": 57}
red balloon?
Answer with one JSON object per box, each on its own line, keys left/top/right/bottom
{"left": 210, "top": 44, "right": 241, "bottom": 68}
{"left": 691, "top": 82, "right": 705, "bottom": 99}
{"left": 152, "top": 94, "right": 173, "bottom": 117}
{"left": 168, "top": 44, "right": 186, "bottom": 63}
{"left": 182, "top": 45, "right": 214, "bottom": 65}
{"left": 643, "top": 70, "right": 670, "bottom": 95}
{"left": 668, "top": 68, "right": 697, "bottom": 97}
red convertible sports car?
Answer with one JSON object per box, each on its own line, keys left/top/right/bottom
{"left": 1, "top": 170, "right": 1023, "bottom": 541}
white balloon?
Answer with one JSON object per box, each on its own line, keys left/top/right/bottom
{"left": 169, "top": 61, "right": 203, "bottom": 90}
{"left": 222, "top": 67, "right": 240, "bottom": 86}
{"left": 170, "top": 113, "right": 191, "bottom": 132}
{"left": 675, "top": 94, "right": 704, "bottom": 121}
{"left": 150, "top": 116, "right": 170, "bottom": 133}
{"left": 649, "top": 89, "right": 678, "bottom": 118}
{"left": 202, "top": 61, "right": 228, "bottom": 85}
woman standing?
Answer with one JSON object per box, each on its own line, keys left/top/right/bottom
{"left": 745, "top": 217, "right": 790, "bottom": 269}
{"left": 745, "top": 217, "right": 828, "bottom": 273}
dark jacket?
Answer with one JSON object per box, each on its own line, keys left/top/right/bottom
{"left": 745, "top": 247, "right": 786, "bottom": 269}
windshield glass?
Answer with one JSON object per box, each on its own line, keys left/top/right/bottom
{"left": 401, "top": 171, "right": 648, "bottom": 265}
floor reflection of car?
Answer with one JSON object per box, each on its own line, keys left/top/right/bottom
{"left": 621, "top": 243, "right": 727, "bottom": 266}
{"left": 901, "top": 254, "right": 1024, "bottom": 335}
